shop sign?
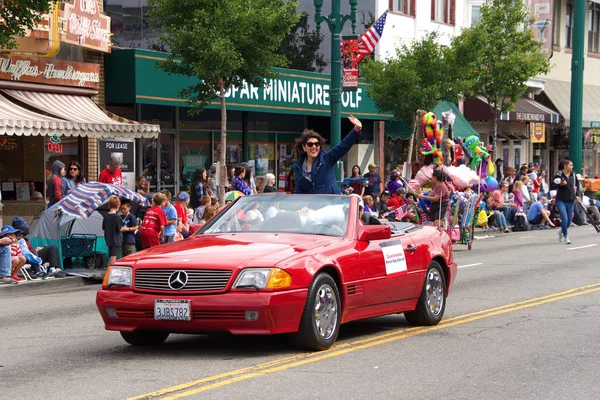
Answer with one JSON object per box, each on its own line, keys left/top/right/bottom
{"left": 47, "top": 134, "right": 63, "bottom": 154}
{"left": 0, "top": 56, "right": 100, "bottom": 89}
{"left": 591, "top": 121, "right": 600, "bottom": 128}
{"left": 0, "top": 137, "right": 18, "bottom": 151}
{"left": 530, "top": 122, "right": 545, "bottom": 143}
{"left": 62, "top": 0, "right": 111, "bottom": 52}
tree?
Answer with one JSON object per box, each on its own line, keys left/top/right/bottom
{"left": 279, "top": 11, "right": 325, "bottom": 72}
{"left": 361, "top": 32, "right": 467, "bottom": 127}
{"left": 450, "top": 0, "right": 551, "bottom": 147}
{"left": 0, "top": 0, "right": 58, "bottom": 49}
{"left": 148, "top": 0, "right": 298, "bottom": 203}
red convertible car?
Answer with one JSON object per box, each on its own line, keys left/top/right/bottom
{"left": 97, "top": 194, "right": 457, "bottom": 350}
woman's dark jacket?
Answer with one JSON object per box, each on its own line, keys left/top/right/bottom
{"left": 550, "top": 170, "right": 580, "bottom": 202}
{"left": 292, "top": 129, "right": 360, "bottom": 194}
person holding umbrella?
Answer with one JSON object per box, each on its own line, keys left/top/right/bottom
{"left": 292, "top": 115, "right": 362, "bottom": 194}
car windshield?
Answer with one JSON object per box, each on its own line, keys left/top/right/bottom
{"left": 201, "top": 194, "right": 351, "bottom": 237}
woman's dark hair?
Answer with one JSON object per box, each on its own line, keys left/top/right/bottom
{"left": 558, "top": 159, "right": 572, "bottom": 171}
{"left": 294, "top": 129, "right": 325, "bottom": 155}
{"left": 432, "top": 169, "right": 445, "bottom": 182}
{"left": 234, "top": 165, "right": 246, "bottom": 177}
{"left": 351, "top": 164, "right": 361, "bottom": 177}
{"left": 67, "top": 161, "right": 84, "bottom": 183}
{"left": 193, "top": 168, "right": 210, "bottom": 193}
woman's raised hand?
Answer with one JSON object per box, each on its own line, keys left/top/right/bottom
{"left": 348, "top": 115, "right": 362, "bottom": 131}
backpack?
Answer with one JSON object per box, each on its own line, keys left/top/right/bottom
{"left": 512, "top": 213, "right": 531, "bottom": 232}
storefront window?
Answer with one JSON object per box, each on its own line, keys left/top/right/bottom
{"left": 214, "top": 132, "right": 242, "bottom": 175}
{"left": 514, "top": 146, "right": 521, "bottom": 167}
{"left": 277, "top": 133, "right": 298, "bottom": 191}
{"left": 179, "top": 131, "right": 212, "bottom": 190}
{"left": 248, "top": 133, "right": 276, "bottom": 186}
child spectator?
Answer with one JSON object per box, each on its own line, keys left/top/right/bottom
{"left": 174, "top": 192, "right": 190, "bottom": 238}
{"left": 102, "top": 196, "right": 123, "bottom": 266}
{"left": 0, "top": 226, "right": 26, "bottom": 281}
{"left": 120, "top": 200, "right": 138, "bottom": 257}
{"left": 513, "top": 180, "right": 525, "bottom": 211}
{"left": 160, "top": 190, "right": 178, "bottom": 243}
{"left": 199, "top": 206, "right": 217, "bottom": 225}
{"left": 194, "top": 195, "right": 212, "bottom": 223}
{"left": 140, "top": 193, "right": 167, "bottom": 249}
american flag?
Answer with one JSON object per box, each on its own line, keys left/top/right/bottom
{"left": 342, "top": 11, "right": 388, "bottom": 63}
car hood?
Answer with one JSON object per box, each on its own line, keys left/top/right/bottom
{"left": 121, "top": 233, "right": 342, "bottom": 269}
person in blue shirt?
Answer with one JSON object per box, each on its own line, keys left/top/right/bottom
{"left": 160, "top": 190, "right": 179, "bottom": 243}
{"left": 292, "top": 115, "right": 362, "bottom": 194}
{"left": 527, "top": 197, "right": 554, "bottom": 229}
{"left": 120, "top": 200, "right": 138, "bottom": 257}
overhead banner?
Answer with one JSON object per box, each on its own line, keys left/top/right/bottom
{"left": 341, "top": 36, "right": 359, "bottom": 91}
{"left": 526, "top": 0, "right": 554, "bottom": 57}
{"left": 0, "top": 56, "right": 100, "bottom": 89}
{"left": 530, "top": 122, "right": 545, "bottom": 143}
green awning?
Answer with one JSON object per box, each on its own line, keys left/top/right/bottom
{"left": 433, "top": 101, "right": 479, "bottom": 139}
{"left": 385, "top": 119, "right": 411, "bottom": 140}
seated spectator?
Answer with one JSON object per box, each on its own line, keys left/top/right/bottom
{"left": 0, "top": 226, "right": 26, "bottom": 281}
{"left": 582, "top": 195, "right": 600, "bottom": 223}
{"left": 512, "top": 180, "right": 525, "bottom": 211}
{"left": 12, "top": 217, "right": 60, "bottom": 274}
{"left": 387, "top": 188, "right": 407, "bottom": 210}
{"left": 377, "top": 191, "right": 391, "bottom": 216}
{"left": 199, "top": 206, "right": 217, "bottom": 225}
{"left": 385, "top": 171, "right": 402, "bottom": 196}
{"left": 527, "top": 197, "right": 555, "bottom": 229}
{"left": 362, "top": 195, "right": 378, "bottom": 217}
{"left": 488, "top": 182, "right": 517, "bottom": 224}
{"left": 0, "top": 228, "right": 15, "bottom": 284}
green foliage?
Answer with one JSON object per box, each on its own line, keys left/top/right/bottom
{"left": 450, "top": 0, "right": 551, "bottom": 138}
{"left": 361, "top": 32, "right": 466, "bottom": 127}
{"left": 279, "top": 12, "right": 325, "bottom": 73}
{"left": 0, "top": 0, "right": 58, "bottom": 49}
{"left": 148, "top": 0, "right": 299, "bottom": 113}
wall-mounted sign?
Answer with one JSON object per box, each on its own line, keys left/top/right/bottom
{"left": 98, "top": 140, "right": 136, "bottom": 189}
{"left": 63, "top": 0, "right": 111, "bottom": 53}
{"left": 530, "top": 122, "right": 545, "bottom": 143}
{"left": 0, "top": 137, "right": 18, "bottom": 151}
{"left": 0, "top": 56, "right": 100, "bottom": 89}
{"left": 47, "top": 134, "right": 63, "bottom": 153}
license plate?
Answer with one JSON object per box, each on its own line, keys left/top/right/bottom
{"left": 154, "top": 300, "right": 191, "bottom": 321}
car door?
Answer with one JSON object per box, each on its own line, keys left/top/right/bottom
{"left": 359, "top": 229, "right": 424, "bottom": 306}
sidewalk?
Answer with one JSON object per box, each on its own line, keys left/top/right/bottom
{"left": 0, "top": 267, "right": 105, "bottom": 298}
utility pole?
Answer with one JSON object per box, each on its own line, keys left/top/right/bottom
{"left": 569, "top": 0, "right": 586, "bottom": 172}
{"left": 313, "top": 0, "right": 358, "bottom": 181}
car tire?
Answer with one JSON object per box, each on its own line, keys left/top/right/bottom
{"left": 404, "top": 260, "right": 446, "bottom": 326}
{"left": 293, "top": 273, "right": 341, "bottom": 351}
{"left": 120, "top": 331, "right": 170, "bottom": 346}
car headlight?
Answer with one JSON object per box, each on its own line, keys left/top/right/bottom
{"left": 102, "top": 266, "right": 132, "bottom": 289}
{"left": 233, "top": 268, "right": 292, "bottom": 290}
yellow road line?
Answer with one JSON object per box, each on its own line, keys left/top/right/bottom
{"left": 129, "top": 283, "right": 600, "bottom": 400}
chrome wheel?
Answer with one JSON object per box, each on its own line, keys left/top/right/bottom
{"left": 314, "top": 283, "right": 338, "bottom": 340}
{"left": 425, "top": 268, "right": 444, "bottom": 316}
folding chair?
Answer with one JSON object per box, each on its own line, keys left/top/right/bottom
{"left": 61, "top": 234, "right": 97, "bottom": 268}
{"left": 20, "top": 264, "right": 33, "bottom": 280}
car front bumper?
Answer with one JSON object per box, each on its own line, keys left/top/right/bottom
{"left": 96, "top": 288, "right": 308, "bottom": 335}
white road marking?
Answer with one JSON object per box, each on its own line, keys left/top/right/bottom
{"left": 566, "top": 244, "right": 598, "bottom": 251}
{"left": 458, "top": 263, "right": 483, "bottom": 269}
{"left": 519, "top": 236, "right": 533, "bottom": 239}
{"left": 474, "top": 235, "right": 495, "bottom": 240}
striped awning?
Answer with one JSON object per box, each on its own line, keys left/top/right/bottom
{"left": 0, "top": 89, "right": 159, "bottom": 138}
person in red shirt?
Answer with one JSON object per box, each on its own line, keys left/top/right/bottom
{"left": 98, "top": 156, "right": 123, "bottom": 186}
{"left": 387, "top": 188, "right": 407, "bottom": 210}
{"left": 173, "top": 192, "right": 190, "bottom": 238}
{"left": 140, "top": 193, "right": 167, "bottom": 249}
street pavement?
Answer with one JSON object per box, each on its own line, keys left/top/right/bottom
{"left": 1, "top": 225, "right": 600, "bottom": 399}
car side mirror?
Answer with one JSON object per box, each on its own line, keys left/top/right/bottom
{"left": 358, "top": 224, "right": 391, "bottom": 241}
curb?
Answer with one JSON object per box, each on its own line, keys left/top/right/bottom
{"left": 0, "top": 276, "right": 101, "bottom": 298}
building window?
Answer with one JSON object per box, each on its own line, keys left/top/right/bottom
{"left": 471, "top": 4, "right": 481, "bottom": 26}
{"left": 390, "top": 0, "right": 415, "bottom": 17}
{"left": 431, "top": 0, "right": 455, "bottom": 26}
{"left": 566, "top": 1, "right": 573, "bottom": 48}
{"left": 589, "top": 3, "right": 600, "bottom": 53}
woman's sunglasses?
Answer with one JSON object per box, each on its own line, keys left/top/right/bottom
{"left": 69, "top": 167, "right": 79, "bottom": 171}
{"left": 305, "top": 142, "right": 321, "bottom": 148}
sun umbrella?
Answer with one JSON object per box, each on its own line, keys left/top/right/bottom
{"left": 224, "top": 190, "right": 245, "bottom": 202}
{"left": 54, "top": 182, "right": 151, "bottom": 219}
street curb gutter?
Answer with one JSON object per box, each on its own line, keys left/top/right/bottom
{"left": 0, "top": 277, "right": 101, "bottom": 298}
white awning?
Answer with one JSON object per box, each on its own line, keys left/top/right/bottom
{"left": 0, "top": 90, "right": 160, "bottom": 138}
{"left": 543, "top": 79, "right": 600, "bottom": 128}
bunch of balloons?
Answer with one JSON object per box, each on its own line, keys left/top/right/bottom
{"left": 420, "top": 112, "right": 443, "bottom": 165}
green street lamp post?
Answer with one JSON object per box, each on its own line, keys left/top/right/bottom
{"left": 314, "top": 0, "right": 358, "bottom": 181}
{"left": 569, "top": 0, "right": 586, "bottom": 173}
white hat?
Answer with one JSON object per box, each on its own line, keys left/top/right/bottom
{"left": 350, "top": 193, "right": 364, "bottom": 209}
